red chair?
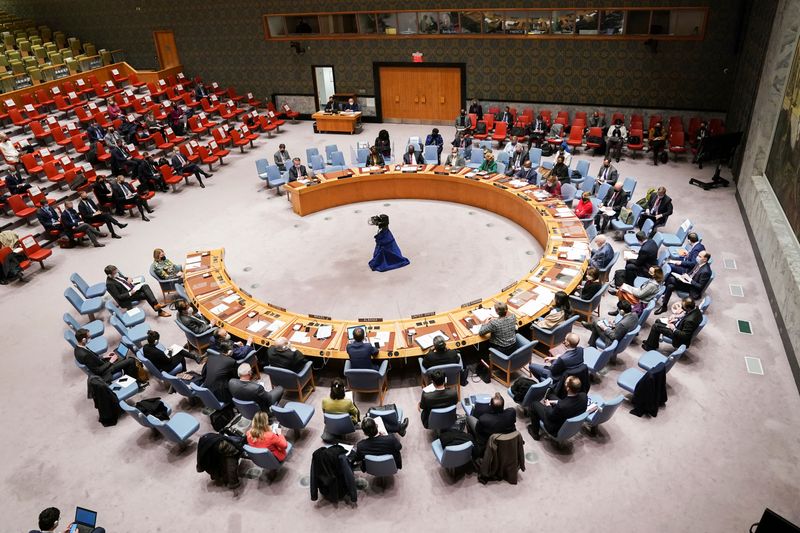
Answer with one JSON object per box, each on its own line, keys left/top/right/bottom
{"left": 668, "top": 116, "right": 684, "bottom": 133}
{"left": 244, "top": 92, "right": 262, "bottom": 108}
{"left": 491, "top": 121, "right": 508, "bottom": 144}
{"left": 266, "top": 110, "right": 284, "bottom": 127}
{"left": 241, "top": 125, "right": 259, "bottom": 143}
{"left": 95, "top": 142, "right": 112, "bottom": 165}
{"left": 201, "top": 98, "right": 220, "bottom": 115}
{"left": 647, "top": 115, "right": 662, "bottom": 131}
{"left": 267, "top": 102, "right": 285, "bottom": 118}
{"left": 230, "top": 129, "right": 250, "bottom": 152}
{"left": 54, "top": 95, "right": 78, "bottom": 114}
{"left": 164, "top": 127, "right": 185, "bottom": 145}
{"left": 226, "top": 87, "right": 245, "bottom": 102}
{"left": 0, "top": 246, "right": 30, "bottom": 272}
{"left": 197, "top": 111, "right": 217, "bottom": 129}
{"left": 20, "top": 154, "right": 44, "bottom": 178}
{"left": 611, "top": 112, "right": 625, "bottom": 125}
{"left": 182, "top": 93, "right": 201, "bottom": 110}
{"left": 473, "top": 121, "right": 489, "bottom": 140}
{"left": 128, "top": 73, "right": 146, "bottom": 88}
{"left": 574, "top": 111, "right": 587, "bottom": 123}
{"left": 688, "top": 117, "right": 702, "bottom": 142}
{"left": 212, "top": 127, "right": 232, "bottom": 147}
{"left": 585, "top": 127, "right": 604, "bottom": 150}
{"left": 207, "top": 140, "right": 230, "bottom": 161}
{"left": 35, "top": 89, "right": 55, "bottom": 110}
{"left": 43, "top": 162, "right": 66, "bottom": 186}
{"left": 468, "top": 113, "right": 477, "bottom": 130}
{"left": 9, "top": 108, "right": 31, "bottom": 128}
{"left": 197, "top": 145, "right": 219, "bottom": 172}
{"left": 27, "top": 186, "right": 56, "bottom": 207}
{"left": 147, "top": 82, "right": 166, "bottom": 99}
{"left": 29, "top": 121, "right": 53, "bottom": 144}
{"left": 540, "top": 110, "right": 552, "bottom": 127}
{"left": 179, "top": 143, "right": 200, "bottom": 164}
{"left": 165, "top": 86, "right": 183, "bottom": 103}
{"left": 484, "top": 114, "right": 495, "bottom": 133}
{"left": 110, "top": 68, "right": 129, "bottom": 85}
{"left": 627, "top": 128, "right": 644, "bottom": 158}
{"left": 709, "top": 118, "right": 725, "bottom": 136}
{"left": 188, "top": 116, "right": 207, "bottom": 137}
{"left": 565, "top": 126, "right": 583, "bottom": 151}
{"left": 281, "top": 103, "right": 300, "bottom": 122}
{"left": 7, "top": 194, "right": 36, "bottom": 220}
{"left": 668, "top": 131, "right": 687, "bottom": 161}
{"left": 258, "top": 115, "right": 278, "bottom": 137}
{"left": 19, "top": 234, "right": 52, "bottom": 268}
{"left": 70, "top": 134, "right": 91, "bottom": 154}
{"left": 22, "top": 103, "right": 46, "bottom": 120}
{"left": 92, "top": 111, "right": 112, "bottom": 129}
{"left": 51, "top": 126, "right": 74, "bottom": 149}
{"left": 159, "top": 164, "right": 184, "bottom": 192}
{"left": 152, "top": 132, "right": 174, "bottom": 151}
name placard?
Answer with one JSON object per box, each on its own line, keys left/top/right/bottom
{"left": 309, "top": 313, "right": 332, "bottom": 321}
{"left": 357, "top": 317, "right": 383, "bottom": 322}
{"left": 460, "top": 299, "right": 481, "bottom": 308}
{"left": 410, "top": 311, "right": 435, "bottom": 319}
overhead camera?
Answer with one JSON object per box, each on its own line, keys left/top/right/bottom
{"left": 368, "top": 214, "right": 389, "bottom": 229}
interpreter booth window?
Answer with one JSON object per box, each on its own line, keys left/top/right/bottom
{"left": 649, "top": 10, "right": 671, "bottom": 35}
{"left": 377, "top": 13, "right": 398, "bottom": 35}
{"left": 438, "top": 12, "right": 461, "bottom": 34}
{"left": 553, "top": 11, "right": 576, "bottom": 34}
{"left": 319, "top": 14, "right": 358, "bottom": 35}
{"left": 626, "top": 10, "right": 651, "bottom": 35}
{"left": 670, "top": 10, "right": 705, "bottom": 36}
{"left": 528, "top": 12, "right": 552, "bottom": 34}
{"left": 286, "top": 16, "right": 320, "bottom": 35}
{"left": 461, "top": 11, "right": 482, "bottom": 33}
{"left": 482, "top": 12, "right": 503, "bottom": 34}
{"left": 575, "top": 10, "right": 600, "bottom": 35}
{"left": 600, "top": 10, "right": 625, "bottom": 35}
{"left": 267, "top": 17, "right": 287, "bottom": 37}
{"left": 357, "top": 14, "right": 378, "bottom": 34}
{"left": 418, "top": 12, "right": 439, "bottom": 34}
{"left": 397, "top": 12, "right": 418, "bottom": 35}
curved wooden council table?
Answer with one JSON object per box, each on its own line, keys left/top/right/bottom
{"left": 182, "top": 165, "right": 590, "bottom": 360}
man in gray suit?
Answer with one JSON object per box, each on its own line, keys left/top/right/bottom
{"left": 228, "top": 363, "right": 284, "bottom": 413}
{"left": 581, "top": 300, "right": 638, "bottom": 361}
{"left": 589, "top": 235, "right": 614, "bottom": 270}
{"left": 593, "top": 158, "right": 619, "bottom": 193}
{"left": 444, "top": 146, "right": 466, "bottom": 168}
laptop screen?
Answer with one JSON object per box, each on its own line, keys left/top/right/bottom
{"left": 75, "top": 507, "right": 97, "bottom": 526}
{"left": 347, "top": 325, "right": 366, "bottom": 340}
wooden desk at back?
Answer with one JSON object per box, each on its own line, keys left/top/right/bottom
{"left": 312, "top": 111, "right": 362, "bottom": 134}
{"left": 183, "top": 166, "right": 589, "bottom": 360}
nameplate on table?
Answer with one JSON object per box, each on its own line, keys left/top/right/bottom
{"left": 268, "top": 303, "right": 287, "bottom": 312}
{"left": 460, "top": 298, "right": 482, "bottom": 308}
{"left": 309, "top": 313, "right": 332, "bottom": 321}
{"left": 357, "top": 317, "right": 383, "bottom": 322}
{"left": 501, "top": 282, "right": 517, "bottom": 292}
{"left": 411, "top": 311, "right": 435, "bottom": 319}
{"left": 517, "top": 193, "right": 532, "bottom": 201}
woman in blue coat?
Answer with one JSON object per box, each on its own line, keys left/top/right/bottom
{"left": 368, "top": 214, "right": 410, "bottom": 272}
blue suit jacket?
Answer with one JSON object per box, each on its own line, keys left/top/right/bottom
{"left": 678, "top": 242, "right": 705, "bottom": 269}
{"left": 550, "top": 347, "right": 584, "bottom": 380}
{"left": 347, "top": 341, "right": 378, "bottom": 369}
{"left": 590, "top": 242, "right": 614, "bottom": 270}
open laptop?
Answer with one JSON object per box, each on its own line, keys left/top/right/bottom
{"left": 68, "top": 507, "right": 98, "bottom": 533}
{"left": 346, "top": 325, "right": 367, "bottom": 341}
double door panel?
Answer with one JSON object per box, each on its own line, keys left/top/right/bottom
{"left": 379, "top": 66, "right": 460, "bottom": 122}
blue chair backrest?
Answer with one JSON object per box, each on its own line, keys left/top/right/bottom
{"left": 69, "top": 272, "right": 90, "bottom": 296}
{"left": 596, "top": 182, "right": 611, "bottom": 201}
{"left": 105, "top": 299, "right": 123, "bottom": 318}
{"left": 495, "top": 162, "right": 506, "bottom": 175}
{"left": 439, "top": 440, "right": 473, "bottom": 468}
{"left": 263, "top": 365, "right": 300, "bottom": 389}
{"left": 118, "top": 400, "right": 141, "bottom": 417}
{"left": 189, "top": 382, "right": 226, "bottom": 410}
{"left": 356, "top": 148, "right": 369, "bottom": 165}
{"left": 521, "top": 377, "right": 552, "bottom": 407}
{"left": 109, "top": 315, "right": 128, "bottom": 337}
{"left": 555, "top": 410, "right": 590, "bottom": 441}
{"left": 561, "top": 183, "right": 577, "bottom": 201}
{"left": 675, "top": 220, "right": 691, "bottom": 241}
{"left": 64, "top": 286, "right": 86, "bottom": 311}
{"left": 325, "top": 144, "right": 338, "bottom": 159}
{"left": 175, "top": 282, "right": 188, "bottom": 301}
{"left": 364, "top": 454, "right": 398, "bottom": 477}
{"left": 657, "top": 248, "right": 669, "bottom": 266}
{"left": 586, "top": 224, "right": 598, "bottom": 241}
{"left": 63, "top": 312, "right": 81, "bottom": 331}
{"left": 665, "top": 345, "right": 688, "bottom": 372}
{"left": 598, "top": 252, "right": 619, "bottom": 276}
{"left": 575, "top": 159, "right": 589, "bottom": 177}
{"left": 638, "top": 218, "right": 654, "bottom": 238}
{"left": 270, "top": 404, "right": 304, "bottom": 428}
{"left": 652, "top": 233, "right": 664, "bottom": 248}
{"left": 700, "top": 296, "right": 712, "bottom": 313}
{"left": 423, "top": 144, "right": 438, "bottom": 163}
{"left": 305, "top": 147, "right": 319, "bottom": 162}
{"left": 496, "top": 151, "right": 510, "bottom": 164}
{"left": 244, "top": 444, "right": 282, "bottom": 470}
{"left": 587, "top": 395, "right": 624, "bottom": 427}
{"left": 233, "top": 398, "right": 260, "bottom": 419}
{"left": 137, "top": 352, "right": 163, "bottom": 378}
{"left": 255, "top": 158, "right": 269, "bottom": 177}
{"left": 590, "top": 340, "right": 618, "bottom": 373}
{"left": 163, "top": 373, "right": 195, "bottom": 398}
{"left": 331, "top": 151, "right": 346, "bottom": 167}
{"left": 63, "top": 329, "right": 78, "bottom": 347}
{"left": 615, "top": 325, "right": 641, "bottom": 355}
{"left": 529, "top": 147, "right": 542, "bottom": 166}
{"left": 692, "top": 315, "right": 709, "bottom": 341}
{"left": 469, "top": 149, "right": 484, "bottom": 164}
{"left": 309, "top": 154, "right": 325, "bottom": 171}
{"left": 638, "top": 299, "right": 656, "bottom": 328}
{"left": 266, "top": 164, "right": 282, "bottom": 182}
{"left": 323, "top": 412, "right": 356, "bottom": 435}
{"left": 622, "top": 176, "right": 636, "bottom": 196}
{"left": 428, "top": 404, "right": 457, "bottom": 430}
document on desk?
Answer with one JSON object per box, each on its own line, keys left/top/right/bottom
{"left": 129, "top": 283, "right": 145, "bottom": 294}
{"left": 266, "top": 320, "right": 285, "bottom": 333}
{"left": 560, "top": 267, "right": 580, "bottom": 277}
{"left": 565, "top": 248, "right": 587, "bottom": 261}
{"left": 518, "top": 299, "right": 547, "bottom": 317}
{"left": 509, "top": 179, "right": 528, "bottom": 188}
{"left": 186, "top": 255, "right": 202, "bottom": 264}
{"left": 415, "top": 331, "right": 449, "bottom": 350}
{"left": 315, "top": 325, "right": 333, "bottom": 339}
{"left": 555, "top": 207, "right": 574, "bottom": 217}
{"left": 222, "top": 294, "right": 239, "bottom": 304}
{"left": 470, "top": 324, "right": 483, "bottom": 335}
{"left": 368, "top": 331, "right": 391, "bottom": 347}
{"left": 472, "top": 308, "right": 498, "bottom": 323}
{"left": 209, "top": 303, "right": 229, "bottom": 315}
{"left": 533, "top": 285, "right": 556, "bottom": 303}
{"left": 247, "top": 320, "right": 268, "bottom": 333}
{"left": 290, "top": 331, "right": 311, "bottom": 344}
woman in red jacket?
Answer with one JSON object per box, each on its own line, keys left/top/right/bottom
{"left": 573, "top": 191, "right": 594, "bottom": 218}
{"left": 542, "top": 174, "right": 562, "bottom": 197}
{"left": 246, "top": 411, "right": 289, "bottom": 461}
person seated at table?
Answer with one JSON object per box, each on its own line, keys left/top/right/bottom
{"left": 478, "top": 151, "right": 497, "bottom": 173}
{"left": 582, "top": 300, "right": 638, "bottom": 350}
{"left": 655, "top": 251, "right": 712, "bottom": 314}
{"left": 322, "top": 377, "right": 360, "bottom": 424}
{"left": 533, "top": 290, "right": 571, "bottom": 330}
{"left": 594, "top": 158, "right": 619, "bottom": 193}
{"left": 375, "top": 129, "right": 391, "bottom": 158}
{"left": 515, "top": 159, "right": 538, "bottom": 183}
{"left": 365, "top": 145, "right": 385, "bottom": 166}
{"left": 210, "top": 328, "right": 256, "bottom": 361}
{"left": 527, "top": 376, "right": 587, "bottom": 441}
{"left": 573, "top": 191, "right": 594, "bottom": 218}
{"left": 4, "top": 169, "right": 31, "bottom": 194}
{"left": 168, "top": 104, "right": 187, "bottom": 136}
{"left": 425, "top": 127, "right": 444, "bottom": 164}
{"left": 341, "top": 97, "right": 359, "bottom": 112}
{"left": 143, "top": 329, "right": 190, "bottom": 373}
{"left": 151, "top": 247, "right": 182, "bottom": 280}
{"left": 324, "top": 96, "right": 338, "bottom": 112}
{"left": 529, "top": 114, "right": 548, "bottom": 146}
{"left": 346, "top": 327, "right": 378, "bottom": 370}
{"left": 288, "top": 157, "right": 312, "bottom": 182}
{"left": 551, "top": 154, "right": 570, "bottom": 184}
{"left": 466, "top": 392, "right": 516, "bottom": 452}
{"left": 496, "top": 106, "right": 513, "bottom": 127}
{"left": 175, "top": 298, "right": 213, "bottom": 332}
{"left": 452, "top": 130, "right": 473, "bottom": 160}
{"left": 228, "top": 362, "right": 284, "bottom": 413}
{"left": 455, "top": 109, "right": 470, "bottom": 131}
{"left": 478, "top": 301, "right": 518, "bottom": 355}
{"left": 594, "top": 181, "right": 629, "bottom": 233}
{"left": 85, "top": 121, "right": 105, "bottom": 144}
{"left": 247, "top": 411, "right": 289, "bottom": 462}
{"left": 266, "top": 337, "right": 309, "bottom": 373}
{"left": 273, "top": 144, "right": 291, "bottom": 172}
{"left": 403, "top": 144, "right": 423, "bottom": 165}
{"left": 589, "top": 235, "right": 614, "bottom": 271}
{"left": 529, "top": 333, "right": 583, "bottom": 382}
{"left": 349, "top": 417, "right": 403, "bottom": 470}
{"left": 106, "top": 99, "right": 122, "bottom": 120}
{"left": 105, "top": 264, "right": 171, "bottom": 316}
{"left": 542, "top": 174, "right": 562, "bottom": 197}
{"left": 422, "top": 336, "right": 468, "bottom": 386}
{"left": 0, "top": 133, "right": 33, "bottom": 165}
{"left": 444, "top": 146, "right": 465, "bottom": 168}
{"left": 418, "top": 369, "right": 459, "bottom": 428}
{"left": 505, "top": 143, "right": 529, "bottom": 176}
{"left": 575, "top": 266, "right": 602, "bottom": 300}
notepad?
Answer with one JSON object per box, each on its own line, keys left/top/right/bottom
{"left": 209, "top": 303, "right": 229, "bottom": 315}
{"left": 561, "top": 267, "right": 580, "bottom": 277}
{"left": 509, "top": 179, "right": 528, "bottom": 188}
{"left": 315, "top": 325, "right": 333, "bottom": 339}
{"left": 290, "top": 331, "right": 310, "bottom": 344}
{"left": 422, "top": 383, "right": 436, "bottom": 393}
{"left": 247, "top": 321, "right": 268, "bottom": 333}
{"left": 222, "top": 294, "right": 239, "bottom": 304}
{"left": 369, "top": 331, "right": 391, "bottom": 347}
{"left": 623, "top": 250, "right": 638, "bottom": 261}
{"left": 125, "top": 308, "right": 142, "bottom": 317}
{"left": 415, "top": 331, "right": 449, "bottom": 350}
{"left": 472, "top": 308, "right": 498, "bottom": 322}
{"left": 518, "top": 299, "right": 547, "bottom": 317}
{"left": 266, "top": 320, "right": 285, "bottom": 333}
{"left": 469, "top": 324, "right": 482, "bottom": 335}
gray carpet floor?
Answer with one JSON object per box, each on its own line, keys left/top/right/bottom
{"left": 2, "top": 121, "right": 799, "bottom": 532}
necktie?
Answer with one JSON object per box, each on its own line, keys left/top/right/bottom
{"left": 689, "top": 263, "right": 701, "bottom": 277}
{"left": 116, "top": 275, "right": 133, "bottom": 290}
{"left": 653, "top": 197, "right": 661, "bottom": 213}
{"left": 610, "top": 192, "right": 618, "bottom": 205}
{"left": 604, "top": 167, "right": 608, "bottom": 180}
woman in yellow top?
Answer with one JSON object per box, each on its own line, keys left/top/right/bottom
{"left": 477, "top": 150, "right": 497, "bottom": 173}
{"left": 321, "top": 377, "right": 360, "bottom": 424}
{"left": 151, "top": 248, "right": 182, "bottom": 280}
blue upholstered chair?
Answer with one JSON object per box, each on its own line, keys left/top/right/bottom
{"left": 461, "top": 393, "right": 491, "bottom": 417}
{"left": 146, "top": 412, "right": 201, "bottom": 447}
{"left": 263, "top": 361, "right": 315, "bottom": 402}
{"left": 418, "top": 355, "right": 463, "bottom": 397}
{"left": 489, "top": 333, "right": 536, "bottom": 386}
{"left": 577, "top": 198, "right": 601, "bottom": 228}
{"left": 309, "top": 154, "right": 326, "bottom": 172}
{"left": 324, "top": 144, "right": 339, "bottom": 163}
{"left": 540, "top": 410, "right": 590, "bottom": 447}
{"left": 531, "top": 315, "right": 579, "bottom": 357}
{"left": 595, "top": 182, "right": 611, "bottom": 201}
{"left": 617, "top": 361, "right": 667, "bottom": 395}
{"left": 621, "top": 176, "right": 637, "bottom": 197}
{"left": 64, "top": 286, "right": 104, "bottom": 321}
{"left": 508, "top": 377, "right": 552, "bottom": 410}
{"left": 699, "top": 296, "right": 712, "bottom": 313}
{"left": 105, "top": 299, "right": 145, "bottom": 327}
{"left": 232, "top": 398, "right": 260, "bottom": 420}
{"left": 305, "top": 147, "right": 320, "bottom": 163}
{"left": 174, "top": 282, "right": 189, "bottom": 302}
{"left": 584, "top": 393, "right": 624, "bottom": 435}
{"left": 496, "top": 151, "right": 510, "bottom": 165}
{"left": 189, "top": 382, "right": 228, "bottom": 410}
{"left": 426, "top": 404, "right": 457, "bottom": 431}
{"left": 63, "top": 311, "right": 104, "bottom": 338}
{"left": 597, "top": 325, "right": 640, "bottom": 363}
{"left": 674, "top": 272, "right": 715, "bottom": 300}
{"left": 119, "top": 400, "right": 167, "bottom": 428}
{"left": 110, "top": 315, "right": 149, "bottom": 346}
{"left": 668, "top": 232, "right": 703, "bottom": 259}
{"left": 611, "top": 203, "right": 643, "bottom": 234}
{"left": 369, "top": 405, "right": 405, "bottom": 434}
{"left": 495, "top": 161, "right": 506, "bottom": 175}
{"left": 323, "top": 412, "right": 357, "bottom": 440}
{"left": 328, "top": 151, "right": 347, "bottom": 172}
{"left": 355, "top": 147, "right": 369, "bottom": 166}
{"left": 364, "top": 454, "right": 398, "bottom": 480}
{"left": 625, "top": 219, "right": 653, "bottom": 249}
{"left": 561, "top": 183, "right": 577, "bottom": 207}
{"left": 255, "top": 158, "right": 269, "bottom": 184}
{"left": 638, "top": 344, "right": 687, "bottom": 372}
{"left": 597, "top": 251, "right": 620, "bottom": 284}
{"left": 174, "top": 318, "right": 215, "bottom": 353}
{"left": 467, "top": 148, "right": 484, "bottom": 169}
{"left": 569, "top": 282, "right": 608, "bottom": 320}
{"left": 636, "top": 299, "right": 658, "bottom": 331}
{"left": 264, "top": 164, "right": 286, "bottom": 194}
{"left": 244, "top": 442, "right": 293, "bottom": 477}
{"left": 162, "top": 372, "right": 197, "bottom": 401}
{"left": 528, "top": 147, "right": 542, "bottom": 167}
{"left": 69, "top": 272, "right": 106, "bottom": 299}
{"left": 583, "top": 340, "right": 618, "bottom": 377}
{"left": 423, "top": 144, "right": 439, "bottom": 164}
{"left": 136, "top": 347, "right": 180, "bottom": 384}
{"left": 657, "top": 219, "right": 692, "bottom": 248}
{"left": 662, "top": 315, "right": 708, "bottom": 347}
{"left": 149, "top": 263, "right": 180, "bottom": 301}
{"left": 431, "top": 439, "right": 474, "bottom": 472}
{"left": 344, "top": 359, "right": 389, "bottom": 404}
{"left": 585, "top": 223, "right": 598, "bottom": 242}
{"left": 270, "top": 402, "right": 315, "bottom": 436}
{"left": 574, "top": 159, "right": 590, "bottom": 181}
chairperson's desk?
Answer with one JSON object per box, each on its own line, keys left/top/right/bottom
{"left": 183, "top": 166, "right": 589, "bottom": 360}
{"left": 312, "top": 110, "right": 362, "bottom": 134}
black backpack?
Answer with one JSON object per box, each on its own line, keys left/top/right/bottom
{"left": 136, "top": 397, "right": 171, "bottom": 421}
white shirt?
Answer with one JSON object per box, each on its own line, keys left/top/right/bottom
{"left": 503, "top": 142, "right": 518, "bottom": 156}
{"left": 0, "top": 140, "right": 19, "bottom": 161}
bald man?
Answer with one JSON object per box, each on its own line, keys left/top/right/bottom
{"left": 266, "top": 337, "right": 309, "bottom": 373}
{"left": 589, "top": 235, "right": 614, "bottom": 270}
{"left": 528, "top": 332, "right": 584, "bottom": 381}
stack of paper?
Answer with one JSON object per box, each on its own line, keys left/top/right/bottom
{"left": 209, "top": 303, "right": 229, "bottom": 315}
{"left": 555, "top": 207, "right": 574, "bottom": 217}
{"left": 222, "top": 294, "right": 239, "bottom": 304}
{"left": 415, "top": 331, "right": 449, "bottom": 350}
{"left": 186, "top": 255, "right": 202, "bottom": 266}
{"left": 518, "top": 299, "right": 547, "bottom": 317}
{"left": 368, "top": 331, "right": 391, "bottom": 347}
{"left": 315, "top": 325, "right": 333, "bottom": 339}
{"left": 247, "top": 321, "right": 268, "bottom": 333}
{"left": 561, "top": 267, "right": 580, "bottom": 277}
{"left": 266, "top": 320, "right": 285, "bottom": 333}
{"left": 509, "top": 179, "right": 528, "bottom": 188}
{"left": 469, "top": 324, "right": 483, "bottom": 335}
{"left": 289, "top": 331, "right": 311, "bottom": 344}
{"left": 533, "top": 285, "right": 556, "bottom": 303}
{"left": 472, "top": 307, "right": 498, "bottom": 322}
{"left": 623, "top": 250, "right": 639, "bottom": 261}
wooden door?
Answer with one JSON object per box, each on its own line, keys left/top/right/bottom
{"left": 153, "top": 30, "right": 180, "bottom": 70}
{"left": 379, "top": 66, "right": 461, "bottom": 123}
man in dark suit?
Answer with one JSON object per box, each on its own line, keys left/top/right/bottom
{"left": 228, "top": 362, "right": 284, "bottom": 412}
{"left": 468, "top": 99, "right": 483, "bottom": 121}
{"left": 529, "top": 333, "right": 584, "bottom": 381}
{"left": 287, "top": 157, "right": 311, "bottom": 182}
{"left": 4, "top": 169, "right": 31, "bottom": 195}
{"left": 582, "top": 300, "right": 638, "bottom": 358}
{"left": 109, "top": 144, "right": 135, "bottom": 176}
{"left": 92, "top": 174, "right": 114, "bottom": 207}
{"left": 643, "top": 297, "right": 703, "bottom": 350}
{"left": 496, "top": 106, "right": 513, "bottom": 127}
{"left": 60, "top": 200, "right": 105, "bottom": 247}
{"left": 637, "top": 186, "right": 673, "bottom": 236}
{"left": 171, "top": 149, "right": 212, "bottom": 187}
{"left": 594, "top": 181, "right": 629, "bottom": 232}
{"left": 341, "top": 98, "right": 360, "bottom": 112}
{"left": 78, "top": 190, "right": 126, "bottom": 239}
{"left": 104, "top": 264, "right": 170, "bottom": 316}
{"left": 593, "top": 158, "right": 619, "bottom": 193}
{"left": 421, "top": 336, "right": 467, "bottom": 385}
{"left": 346, "top": 327, "right": 378, "bottom": 370}
{"left": 111, "top": 175, "right": 153, "bottom": 221}
{"left": 86, "top": 121, "right": 105, "bottom": 143}
{"left": 515, "top": 159, "right": 538, "bottom": 183}
{"left": 418, "top": 370, "right": 458, "bottom": 428}
{"left": 614, "top": 230, "right": 659, "bottom": 287}
{"left": 402, "top": 144, "right": 423, "bottom": 165}
{"left": 136, "top": 152, "right": 168, "bottom": 192}
{"left": 350, "top": 417, "right": 403, "bottom": 470}
{"left": 194, "top": 82, "right": 209, "bottom": 101}
{"left": 266, "top": 336, "right": 309, "bottom": 373}
{"left": 200, "top": 346, "right": 238, "bottom": 402}
{"left": 74, "top": 328, "right": 140, "bottom": 384}
{"left": 656, "top": 251, "right": 712, "bottom": 313}
{"left": 528, "top": 376, "right": 587, "bottom": 440}
{"left": 667, "top": 232, "right": 705, "bottom": 274}
{"left": 35, "top": 199, "right": 63, "bottom": 234}
{"left": 466, "top": 392, "right": 516, "bottom": 449}
{"left": 142, "top": 329, "right": 189, "bottom": 373}
{"left": 590, "top": 235, "right": 614, "bottom": 270}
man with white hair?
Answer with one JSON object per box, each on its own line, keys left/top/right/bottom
{"left": 266, "top": 337, "right": 309, "bottom": 372}
{"left": 528, "top": 333, "right": 584, "bottom": 381}
{"left": 227, "top": 362, "right": 284, "bottom": 413}
{"left": 589, "top": 235, "right": 614, "bottom": 270}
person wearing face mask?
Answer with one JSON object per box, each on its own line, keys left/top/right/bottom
{"left": 455, "top": 109, "right": 470, "bottom": 132}
{"left": 151, "top": 248, "right": 182, "bottom": 280}
{"left": 444, "top": 146, "right": 466, "bottom": 168}
{"left": 468, "top": 98, "right": 483, "bottom": 120}
{"left": 288, "top": 157, "right": 313, "bottom": 181}
{"left": 342, "top": 97, "right": 360, "bottom": 112}
{"left": 649, "top": 121, "right": 667, "bottom": 165}
{"left": 403, "top": 144, "right": 422, "bottom": 165}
